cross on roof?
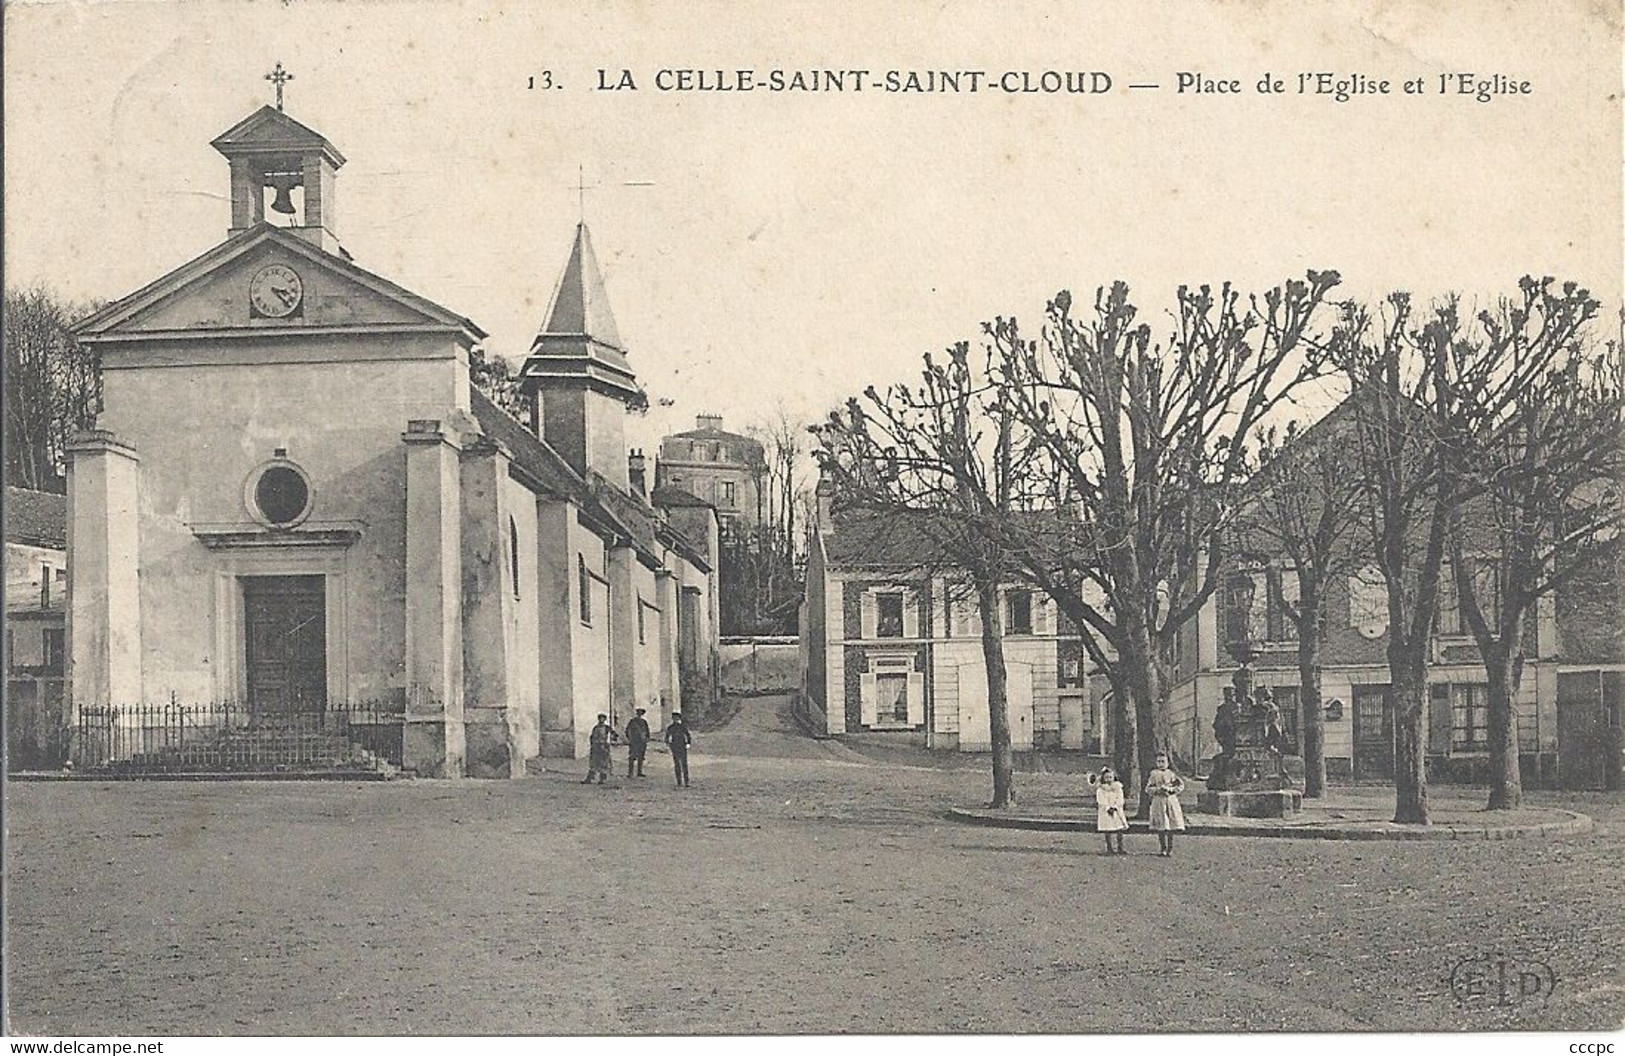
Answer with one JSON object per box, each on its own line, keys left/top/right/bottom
{"left": 572, "top": 165, "right": 655, "bottom": 222}
{"left": 265, "top": 63, "right": 294, "bottom": 111}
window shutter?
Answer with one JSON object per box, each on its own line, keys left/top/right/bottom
{"left": 860, "top": 672, "right": 878, "bottom": 726}
{"left": 1437, "top": 567, "right": 1460, "bottom": 634}
{"left": 861, "top": 592, "right": 877, "bottom": 639}
{"left": 902, "top": 592, "right": 919, "bottom": 638}
{"left": 1428, "top": 683, "right": 1452, "bottom": 754}
{"left": 907, "top": 673, "right": 925, "bottom": 726}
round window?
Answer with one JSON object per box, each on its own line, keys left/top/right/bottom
{"left": 254, "top": 465, "right": 310, "bottom": 526}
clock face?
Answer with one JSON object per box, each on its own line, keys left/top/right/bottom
{"left": 249, "top": 264, "right": 304, "bottom": 318}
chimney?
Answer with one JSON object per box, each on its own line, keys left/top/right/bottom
{"left": 696, "top": 413, "right": 723, "bottom": 432}
{"left": 815, "top": 476, "right": 836, "bottom": 532}
{"left": 628, "top": 449, "right": 647, "bottom": 497}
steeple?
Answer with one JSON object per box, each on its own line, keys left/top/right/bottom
{"left": 519, "top": 223, "right": 642, "bottom": 487}
{"left": 520, "top": 223, "right": 639, "bottom": 398}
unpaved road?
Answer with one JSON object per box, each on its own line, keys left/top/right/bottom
{"left": 7, "top": 693, "right": 1623, "bottom": 1034}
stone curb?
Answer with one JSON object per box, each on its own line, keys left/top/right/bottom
{"left": 946, "top": 806, "right": 1595, "bottom": 841}
{"left": 7, "top": 770, "right": 396, "bottom": 783}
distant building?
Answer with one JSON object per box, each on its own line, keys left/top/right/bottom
{"left": 5, "top": 487, "right": 68, "bottom": 767}
{"left": 800, "top": 485, "right": 1096, "bottom": 751}
{"left": 655, "top": 415, "right": 766, "bottom": 543}
{"left": 1160, "top": 394, "right": 1623, "bottom": 790}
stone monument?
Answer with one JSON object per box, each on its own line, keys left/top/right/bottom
{"left": 1199, "top": 643, "right": 1305, "bottom": 817}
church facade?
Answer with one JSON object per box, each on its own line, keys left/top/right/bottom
{"left": 66, "top": 102, "right": 718, "bottom": 778}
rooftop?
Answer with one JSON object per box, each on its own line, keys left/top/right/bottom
{"left": 4, "top": 488, "right": 67, "bottom": 550}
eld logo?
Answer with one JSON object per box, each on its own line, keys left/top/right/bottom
{"left": 1447, "top": 951, "right": 1557, "bottom": 1008}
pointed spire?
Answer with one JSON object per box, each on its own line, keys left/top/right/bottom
{"left": 536, "top": 222, "right": 623, "bottom": 351}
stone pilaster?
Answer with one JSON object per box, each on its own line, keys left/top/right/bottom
{"left": 402, "top": 420, "right": 465, "bottom": 777}
{"left": 460, "top": 435, "right": 522, "bottom": 778}
{"left": 608, "top": 545, "right": 637, "bottom": 722}
{"left": 656, "top": 568, "right": 680, "bottom": 728}
{"left": 66, "top": 430, "right": 143, "bottom": 711}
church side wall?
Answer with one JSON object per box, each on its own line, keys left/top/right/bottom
{"left": 98, "top": 341, "right": 462, "bottom": 706}
{"left": 568, "top": 520, "right": 613, "bottom": 759}
{"left": 502, "top": 475, "right": 541, "bottom": 763}
{"left": 628, "top": 560, "right": 664, "bottom": 721}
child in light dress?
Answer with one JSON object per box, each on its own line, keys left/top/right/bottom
{"left": 1090, "top": 766, "right": 1128, "bottom": 855}
{"left": 1145, "top": 751, "right": 1186, "bottom": 857}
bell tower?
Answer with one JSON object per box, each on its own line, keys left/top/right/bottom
{"left": 519, "top": 223, "right": 643, "bottom": 489}
{"left": 210, "top": 65, "right": 346, "bottom": 254}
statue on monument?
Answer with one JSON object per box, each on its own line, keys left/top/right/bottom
{"left": 1200, "top": 630, "right": 1305, "bottom": 817}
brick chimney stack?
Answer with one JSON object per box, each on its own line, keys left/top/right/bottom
{"left": 628, "top": 449, "right": 647, "bottom": 497}
{"left": 696, "top": 414, "right": 723, "bottom": 431}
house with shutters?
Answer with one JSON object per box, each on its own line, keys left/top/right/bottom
{"left": 800, "top": 487, "right": 1098, "bottom": 752}
{"left": 1158, "top": 395, "right": 1623, "bottom": 790}
{"left": 63, "top": 98, "right": 718, "bottom": 777}
{"left": 5, "top": 487, "right": 69, "bottom": 767}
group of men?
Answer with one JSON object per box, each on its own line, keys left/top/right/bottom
{"left": 583, "top": 709, "right": 693, "bottom": 787}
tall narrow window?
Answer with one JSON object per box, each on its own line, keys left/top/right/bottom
{"left": 509, "top": 517, "right": 521, "bottom": 597}
{"left": 1007, "top": 590, "right": 1033, "bottom": 636}
{"left": 637, "top": 597, "right": 646, "bottom": 643}
{"left": 578, "top": 555, "right": 592, "bottom": 625}
{"left": 876, "top": 593, "right": 906, "bottom": 638}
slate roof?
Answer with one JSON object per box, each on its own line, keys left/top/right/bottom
{"left": 665, "top": 425, "right": 765, "bottom": 449}
{"left": 650, "top": 484, "right": 712, "bottom": 509}
{"left": 4, "top": 487, "right": 67, "bottom": 549}
{"left": 468, "top": 388, "right": 709, "bottom": 573}
{"left": 468, "top": 387, "right": 593, "bottom": 507}
{"left": 520, "top": 223, "right": 639, "bottom": 398}
{"left": 210, "top": 105, "right": 346, "bottom": 167}
{"left": 821, "top": 507, "right": 1090, "bottom": 572}
{"left": 822, "top": 511, "right": 956, "bottom": 570}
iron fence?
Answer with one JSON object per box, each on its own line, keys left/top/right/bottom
{"left": 70, "top": 699, "right": 405, "bottom": 773}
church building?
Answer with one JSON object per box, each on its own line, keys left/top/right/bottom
{"left": 65, "top": 95, "right": 718, "bottom": 778}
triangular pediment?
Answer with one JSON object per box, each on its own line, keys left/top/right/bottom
{"left": 211, "top": 106, "right": 346, "bottom": 167}
{"left": 74, "top": 225, "right": 485, "bottom": 343}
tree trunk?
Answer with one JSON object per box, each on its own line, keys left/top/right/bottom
{"left": 1107, "top": 668, "right": 1134, "bottom": 792}
{"left": 977, "top": 578, "right": 1016, "bottom": 809}
{"left": 1484, "top": 642, "right": 1525, "bottom": 811}
{"left": 1391, "top": 665, "right": 1431, "bottom": 825}
{"left": 1297, "top": 625, "right": 1327, "bottom": 798}
{"left": 1122, "top": 620, "right": 1167, "bottom": 820}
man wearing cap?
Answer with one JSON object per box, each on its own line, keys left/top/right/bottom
{"left": 625, "top": 707, "right": 652, "bottom": 778}
{"left": 664, "top": 711, "right": 693, "bottom": 787}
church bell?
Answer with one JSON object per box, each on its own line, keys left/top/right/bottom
{"left": 265, "top": 171, "right": 302, "bottom": 215}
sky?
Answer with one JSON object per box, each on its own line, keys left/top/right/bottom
{"left": 4, "top": 0, "right": 1620, "bottom": 456}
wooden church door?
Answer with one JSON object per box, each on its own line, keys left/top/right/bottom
{"left": 242, "top": 575, "right": 327, "bottom": 712}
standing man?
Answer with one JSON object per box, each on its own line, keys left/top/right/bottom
{"left": 664, "top": 711, "right": 693, "bottom": 788}
{"left": 583, "top": 713, "right": 615, "bottom": 785}
{"left": 625, "top": 707, "right": 651, "bottom": 778}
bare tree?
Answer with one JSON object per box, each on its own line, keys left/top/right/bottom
{"left": 1443, "top": 279, "right": 1624, "bottom": 809}
{"left": 997, "top": 274, "right": 1339, "bottom": 808}
{"left": 1236, "top": 417, "right": 1365, "bottom": 797}
{"left": 746, "top": 406, "right": 813, "bottom": 633}
{"left": 814, "top": 341, "right": 1041, "bottom": 808}
{"left": 5, "top": 287, "right": 101, "bottom": 493}
{"left": 1324, "top": 287, "right": 1589, "bottom": 823}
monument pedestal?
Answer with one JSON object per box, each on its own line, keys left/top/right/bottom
{"left": 1198, "top": 788, "right": 1303, "bottom": 818}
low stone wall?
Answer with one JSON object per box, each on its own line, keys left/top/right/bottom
{"left": 718, "top": 640, "right": 800, "bottom": 695}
